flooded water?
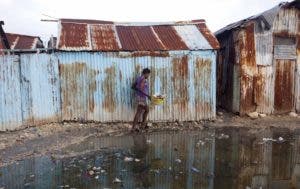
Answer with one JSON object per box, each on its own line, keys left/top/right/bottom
{"left": 0, "top": 128, "right": 300, "bottom": 189}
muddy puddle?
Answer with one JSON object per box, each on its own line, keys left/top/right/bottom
{"left": 0, "top": 127, "right": 300, "bottom": 189}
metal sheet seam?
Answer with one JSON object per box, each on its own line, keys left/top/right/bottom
{"left": 87, "top": 24, "right": 92, "bottom": 50}
{"left": 112, "top": 25, "right": 122, "bottom": 49}
{"left": 150, "top": 26, "right": 166, "bottom": 50}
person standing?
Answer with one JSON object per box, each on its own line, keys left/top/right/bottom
{"left": 132, "top": 68, "right": 151, "bottom": 132}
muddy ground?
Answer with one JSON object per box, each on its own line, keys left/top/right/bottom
{"left": 0, "top": 111, "right": 299, "bottom": 167}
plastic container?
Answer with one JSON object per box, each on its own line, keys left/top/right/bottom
{"left": 151, "top": 95, "right": 165, "bottom": 105}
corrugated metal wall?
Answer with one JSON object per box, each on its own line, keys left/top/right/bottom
{"left": 217, "top": 7, "right": 300, "bottom": 114}
{"left": 58, "top": 51, "right": 216, "bottom": 123}
{"left": 0, "top": 51, "right": 216, "bottom": 130}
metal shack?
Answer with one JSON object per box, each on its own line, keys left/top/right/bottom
{"left": 215, "top": 1, "right": 300, "bottom": 115}
{"left": 0, "top": 19, "right": 219, "bottom": 131}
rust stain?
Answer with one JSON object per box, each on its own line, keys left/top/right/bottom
{"left": 172, "top": 55, "right": 188, "bottom": 110}
{"left": 102, "top": 66, "right": 116, "bottom": 113}
{"left": 131, "top": 51, "right": 169, "bottom": 57}
{"left": 196, "top": 23, "right": 220, "bottom": 49}
{"left": 90, "top": 25, "right": 120, "bottom": 51}
{"left": 239, "top": 23, "right": 257, "bottom": 114}
{"left": 58, "top": 23, "right": 89, "bottom": 49}
{"left": 194, "top": 58, "right": 212, "bottom": 115}
{"left": 156, "top": 67, "right": 169, "bottom": 113}
{"left": 253, "top": 71, "right": 264, "bottom": 106}
{"left": 274, "top": 60, "right": 295, "bottom": 113}
{"left": 60, "top": 62, "right": 97, "bottom": 120}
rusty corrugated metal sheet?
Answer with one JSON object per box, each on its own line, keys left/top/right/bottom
{"left": 58, "top": 51, "right": 216, "bottom": 122}
{"left": 116, "top": 26, "right": 165, "bottom": 51}
{"left": 254, "top": 66, "right": 274, "bottom": 114}
{"left": 217, "top": 1, "right": 300, "bottom": 115}
{"left": 274, "top": 60, "right": 296, "bottom": 113}
{"left": 238, "top": 23, "right": 257, "bottom": 115}
{"left": 0, "top": 50, "right": 216, "bottom": 130}
{"left": 6, "top": 33, "right": 44, "bottom": 50}
{"left": 0, "top": 55, "right": 23, "bottom": 130}
{"left": 0, "top": 54, "right": 61, "bottom": 131}
{"left": 58, "top": 23, "right": 90, "bottom": 50}
{"left": 90, "top": 24, "right": 121, "bottom": 51}
{"left": 152, "top": 25, "right": 188, "bottom": 50}
{"left": 195, "top": 23, "right": 220, "bottom": 49}
{"left": 57, "top": 19, "right": 219, "bottom": 51}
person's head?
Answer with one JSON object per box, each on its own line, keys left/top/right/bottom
{"left": 142, "top": 68, "right": 151, "bottom": 79}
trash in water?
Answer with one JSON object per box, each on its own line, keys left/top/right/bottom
{"left": 124, "top": 157, "right": 134, "bottom": 162}
{"left": 278, "top": 137, "right": 284, "bottom": 142}
{"left": 94, "top": 167, "right": 101, "bottom": 171}
{"left": 146, "top": 139, "right": 152, "bottom": 144}
{"left": 218, "top": 133, "right": 229, "bottom": 139}
{"left": 134, "top": 158, "right": 140, "bottom": 162}
{"left": 113, "top": 177, "right": 122, "bottom": 183}
{"left": 262, "top": 138, "right": 276, "bottom": 142}
{"left": 191, "top": 167, "right": 200, "bottom": 173}
{"left": 175, "top": 159, "right": 182, "bottom": 163}
{"left": 88, "top": 170, "right": 95, "bottom": 176}
{"left": 30, "top": 174, "right": 35, "bottom": 178}
{"left": 196, "top": 140, "right": 205, "bottom": 147}
{"left": 100, "top": 169, "right": 106, "bottom": 173}
{"left": 168, "top": 166, "right": 172, "bottom": 171}
{"left": 95, "top": 175, "right": 99, "bottom": 179}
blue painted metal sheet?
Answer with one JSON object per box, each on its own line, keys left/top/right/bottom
{"left": 0, "top": 55, "right": 22, "bottom": 130}
{"left": 58, "top": 51, "right": 216, "bottom": 122}
{"left": 20, "top": 54, "right": 61, "bottom": 125}
{"left": 0, "top": 50, "right": 216, "bottom": 130}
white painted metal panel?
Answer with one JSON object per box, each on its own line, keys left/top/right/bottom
{"left": 173, "top": 25, "right": 212, "bottom": 50}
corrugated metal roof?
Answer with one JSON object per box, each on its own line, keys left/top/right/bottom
{"left": 215, "top": 1, "right": 299, "bottom": 36}
{"left": 6, "top": 33, "right": 44, "bottom": 50}
{"left": 57, "top": 19, "right": 219, "bottom": 51}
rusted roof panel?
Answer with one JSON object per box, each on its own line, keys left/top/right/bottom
{"left": 116, "top": 26, "right": 164, "bottom": 51}
{"left": 57, "top": 19, "right": 218, "bottom": 51}
{"left": 5, "top": 33, "right": 44, "bottom": 50}
{"left": 195, "top": 23, "right": 220, "bottom": 49}
{"left": 58, "top": 23, "right": 90, "bottom": 50}
{"left": 90, "top": 25, "right": 121, "bottom": 51}
{"left": 152, "top": 25, "right": 188, "bottom": 50}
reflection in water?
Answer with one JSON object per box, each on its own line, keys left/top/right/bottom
{"left": 0, "top": 128, "right": 299, "bottom": 189}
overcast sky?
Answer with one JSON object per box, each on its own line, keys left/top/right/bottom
{"left": 0, "top": 0, "right": 292, "bottom": 44}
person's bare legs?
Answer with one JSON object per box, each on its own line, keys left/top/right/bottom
{"left": 132, "top": 105, "right": 144, "bottom": 131}
{"left": 141, "top": 105, "right": 149, "bottom": 129}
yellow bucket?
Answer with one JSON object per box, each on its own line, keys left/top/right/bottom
{"left": 151, "top": 95, "right": 165, "bottom": 105}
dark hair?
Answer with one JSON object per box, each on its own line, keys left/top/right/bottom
{"left": 142, "top": 68, "right": 151, "bottom": 74}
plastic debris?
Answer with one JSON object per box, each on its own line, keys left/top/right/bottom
{"left": 278, "top": 137, "right": 284, "bottom": 142}
{"left": 218, "top": 133, "right": 229, "bottom": 139}
{"left": 175, "top": 159, "right": 182, "bottom": 163}
{"left": 95, "top": 175, "right": 99, "bottom": 179}
{"left": 262, "top": 138, "right": 276, "bottom": 142}
{"left": 146, "top": 139, "right": 152, "bottom": 144}
{"left": 191, "top": 167, "right": 200, "bottom": 173}
{"left": 100, "top": 169, "right": 106, "bottom": 173}
{"left": 168, "top": 166, "right": 172, "bottom": 171}
{"left": 88, "top": 170, "right": 95, "bottom": 176}
{"left": 124, "top": 157, "right": 134, "bottom": 162}
{"left": 196, "top": 140, "right": 205, "bottom": 147}
{"left": 113, "top": 177, "right": 122, "bottom": 183}
{"left": 134, "top": 158, "right": 141, "bottom": 162}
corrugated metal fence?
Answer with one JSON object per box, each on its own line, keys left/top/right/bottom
{"left": 0, "top": 51, "right": 216, "bottom": 130}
